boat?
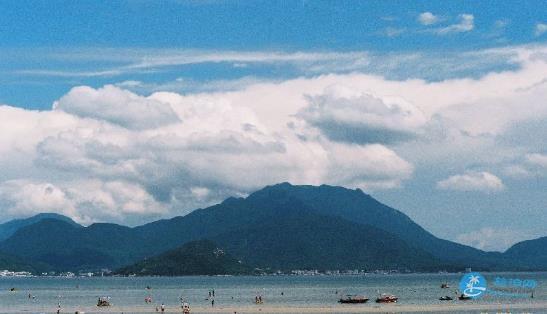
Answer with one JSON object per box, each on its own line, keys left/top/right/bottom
{"left": 338, "top": 295, "right": 369, "bottom": 304}
{"left": 97, "top": 297, "right": 111, "bottom": 307}
{"left": 439, "top": 296, "right": 453, "bottom": 301}
{"left": 375, "top": 294, "right": 398, "bottom": 303}
{"left": 441, "top": 283, "right": 450, "bottom": 288}
{"left": 458, "top": 294, "right": 471, "bottom": 301}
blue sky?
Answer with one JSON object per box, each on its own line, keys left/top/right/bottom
{"left": 0, "top": 1, "right": 546, "bottom": 251}
{"left": 1, "top": 0, "right": 545, "bottom": 108}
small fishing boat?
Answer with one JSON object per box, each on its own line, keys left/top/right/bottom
{"left": 338, "top": 295, "right": 369, "bottom": 304}
{"left": 458, "top": 294, "right": 471, "bottom": 301}
{"left": 375, "top": 294, "right": 398, "bottom": 303}
{"left": 441, "top": 283, "right": 450, "bottom": 288}
{"left": 439, "top": 296, "right": 453, "bottom": 301}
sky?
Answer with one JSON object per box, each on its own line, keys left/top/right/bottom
{"left": 0, "top": 0, "right": 546, "bottom": 252}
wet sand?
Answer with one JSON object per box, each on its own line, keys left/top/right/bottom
{"left": 8, "top": 301, "right": 547, "bottom": 314}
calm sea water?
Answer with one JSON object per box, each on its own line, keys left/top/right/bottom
{"left": 0, "top": 272, "right": 545, "bottom": 313}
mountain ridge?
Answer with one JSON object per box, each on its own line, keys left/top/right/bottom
{"left": 0, "top": 183, "right": 544, "bottom": 272}
{"left": 0, "top": 213, "right": 80, "bottom": 241}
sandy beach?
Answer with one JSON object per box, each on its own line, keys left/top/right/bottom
{"left": 7, "top": 301, "right": 546, "bottom": 314}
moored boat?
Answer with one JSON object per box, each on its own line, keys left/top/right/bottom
{"left": 338, "top": 295, "right": 369, "bottom": 304}
{"left": 458, "top": 294, "right": 471, "bottom": 301}
{"left": 439, "top": 296, "right": 453, "bottom": 301}
{"left": 375, "top": 293, "right": 398, "bottom": 303}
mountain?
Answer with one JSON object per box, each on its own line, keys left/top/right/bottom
{"left": 116, "top": 240, "right": 253, "bottom": 276}
{"left": 0, "top": 197, "right": 442, "bottom": 271}
{"left": 504, "top": 236, "right": 547, "bottom": 270}
{"left": 0, "top": 250, "right": 39, "bottom": 272}
{"left": 0, "top": 213, "right": 80, "bottom": 241}
{"left": 0, "top": 219, "right": 147, "bottom": 270}
{"left": 209, "top": 206, "right": 442, "bottom": 271}
{"left": 0, "top": 183, "right": 541, "bottom": 272}
{"left": 234, "top": 183, "right": 511, "bottom": 269}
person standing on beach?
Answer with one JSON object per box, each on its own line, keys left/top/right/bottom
{"left": 211, "top": 297, "right": 215, "bottom": 307}
{"left": 161, "top": 303, "right": 165, "bottom": 312}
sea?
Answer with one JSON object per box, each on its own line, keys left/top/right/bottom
{"left": 0, "top": 272, "right": 545, "bottom": 313}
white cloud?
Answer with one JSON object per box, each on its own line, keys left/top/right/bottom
{"left": 502, "top": 164, "right": 534, "bottom": 179}
{"left": 1, "top": 45, "right": 547, "bottom": 225}
{"left": 535, "top": 23, "right": 547, "bottom": 36}
{"left": 526, "top": 153, "right": 547, "bottom": 168}
{"left": 0, "top": 80, "right": 418, "bottom": 224}
{"left": 17, "top": 50, "right": 372, "bottom": 78}
{"left": 436, "top": 14, "right": 474, "bottom": 35}
{"left": 418, "top": 12, "right": 439, "bottom": 26}
{"left": 53, "top": 85, "right": 180, "bottom": 130}
{"left": 456, "top": 227, "right": 534, "bottom": 252}
{"left": 298, "top": 85, "right": 427, "bottom": 144}
{"left": 501, "top": 153, "right": 547, "bottom": 179}
{"left": 436, "top": 171, "right": 504, "bottom": 192}
{"left": 494, "top": 19, "right": 509, "bottom": 29}
{"left": 0, "top": 179, "right": 165, "bottom": 225}
{"left": 13, "top": 47, "right": 520, "bottom": 82}
{"left": 383, "top": 27, "right": 406, "bottom": 37}
{"left": 326, "top": 143, "right": 413, "bottom": 189}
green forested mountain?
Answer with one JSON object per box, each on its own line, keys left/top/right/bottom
{"left": 504, "top": 236, "right": 547, "bottom": 270}
{"left": 0, "top": 183, "right": 543, "bottom": 273}
{"left": 0, "top": 250, "right": 39, "bottom": 272}
{"left": 116, "top": 240, "right": 253, "bottom": 276}
{"left": 0, "top": 213, "right": 80, "bottom": 241}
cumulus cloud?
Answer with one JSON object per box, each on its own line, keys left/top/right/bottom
{"left": 456, "top": 227, "right": 533, "bottom": 252}
{"left": 1, "top": 45, "right": 547, "bottom": 225}
{"left": 0, "top": 81, "right": 418, "bottom": 224}
{"left": 326, "top": 143, "right": 413, "bottom": 189}
{"left": 418, "top": 12, "right": 439, "bottom": 25}
{"left": 53, "top": 85, "right": 180, "bottom": 130}
{"left": 436, "top": 171, "right": 504, "bottom": 192}
{"left": 298, "top": 85, "right": 427, "bottom": 144}
{"left": 0, "top": 180, "right": 165, "bottom": 225}
{"left": 535, "top": 23, "right": 547, "bottom": 36}
{"left": 436, "top": 14, "right": 474, "bottom": 34}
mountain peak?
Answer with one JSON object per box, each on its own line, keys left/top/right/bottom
{"left": 0, "top": 212, "right": 80, "bottom": 241}
{"left": 32, "top": 213, "right": 77, "bottom": 223}
{"left": 252, "top": 182, "right": 369, "bottom": 199}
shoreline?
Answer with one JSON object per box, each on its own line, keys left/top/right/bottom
{"left": 5, "top": 302, "right": 546, "bottom": 314}
{"left": 3, "top": 270, "right": 547, "bottom": 279}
